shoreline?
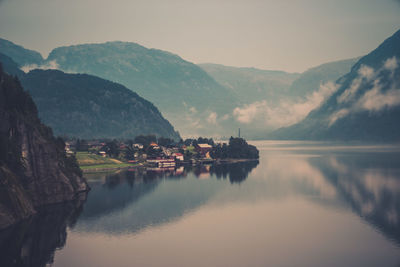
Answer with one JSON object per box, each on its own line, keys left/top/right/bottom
{"left": 80, "top": 158, "right": 259, "bottom": 173}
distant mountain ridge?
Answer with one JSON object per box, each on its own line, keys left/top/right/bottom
{"left": 0, "top": 53, "right": 180, "bottom": 140}
{"left": 199, "top": 63, "right": 300, "bottom": 104}
{"left": 272, "top": 29, "right": 400, "bottom": 141}
{"left": 1, "top": 37, "right": 375, "bottom": 139}
{"left": 288, "top": 57, "right": 360, "bottom": 98}
{"left": 0, "top": 38, "right": 44, "bottom": 66}
{"left": 0, "top": 53, "right": 24, "bottom": 76}
{"left": 19, "top": 69, "right": 180, "bottom": 139}
{"left": 200, "top": 60, "right": 362, "bottom": 138}
{"left": 45, "top": 41, "right": 240, "bottom": 136}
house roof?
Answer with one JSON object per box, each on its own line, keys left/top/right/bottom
{"left": 197, "top": 143, "right": 212, "bottom": 148}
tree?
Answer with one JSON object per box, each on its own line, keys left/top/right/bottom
{"left": 76, "top": 139, "right": 89, "bottom": 151}
{"left": 134, "top": 135, "right": 156, "bottom": 148}
{"left": 124, "top": 139, "right": 140, "bottom": 160}
{"left": 103, "top": 139, "right": 119, "bottom": 158}
{"left": 158, "top": 137, "right": 174, "bottom": 147}
{"left": 183, "top": 139, "right": 194, "bottom": 146}
{"left": 197, "top": 137, "right": 214, "bottom": 146}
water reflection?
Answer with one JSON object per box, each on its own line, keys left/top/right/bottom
{"left": 252, "top": 148, "right": 400, "bottom": 247}
{"left": 2, "top": 144, "right": 400, "bottom": 267}
{"left": 310, "top": 153, "right": 400, "bottom": 245}
{"left": 76, "top": 161, "right": 259, "bottom": 235}
{"left": 0, "top": 194, "right": 86, "bottom": 267}
{"left": 185, "top": 160, "right": 259, "bottom": 183}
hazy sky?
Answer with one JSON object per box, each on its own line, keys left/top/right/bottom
{"left": 1, "top": 0, "right": 400, "bottom": 72}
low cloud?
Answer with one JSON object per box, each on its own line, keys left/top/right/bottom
{"left": 233, "top": 101, "right": 266, "bottom": 124}
{"left": 189, "top": 107, "right": 197, "bottom": 114}
{"left": 21, "top": 60, "right": 59, "bottom": 73}
{"left": 384, "top": 57, "right": 398, "bottom": 71}
{"left": 358, "top": 87, "right": 400, "bottom": 111}
{"left": 329, "top": 109, "right": 350, "bottom": 126}
{"left": 206, "top": 112, "right": 217, "bottom": 125}
{"left": 337, "top": 65, "right": 375, "bottom": 104}
{"left": 329, "top": 57, "right": 400, "bottom": 125}
{"left": 220, "top": 114, "right": 230, "bottom": 121}
{"left": 233, "top": 81, "right": 338, "bottom": 129}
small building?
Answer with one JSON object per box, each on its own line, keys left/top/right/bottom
{"left": 173, "top": 152, "right": 184, "bottom": 161}
{"left": 99, "top": 151, "right": 107, "bottom": 157}
{"left": 65, "top": 141, "right": 76, "bottom": 152}
{"left": 149, "top": 142, "right": 160, "bottom": 150}
{"left": 133, "top": 143, "right": 144, "bottom": 149}
{"left": 147, "top": 157, "right": 176, "bottom": 168}
{"left": 195, "top": 144, "right": 213, "bottom": 157}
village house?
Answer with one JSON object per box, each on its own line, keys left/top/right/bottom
{"left": 149, "top": 142, "right": 160, "bottom": 150}
{"left": 172, "top": 152, "right": 184, "bottom": 161}
{"left": 195, "top": 143, "right": 213, "bottom": 157}
{"left": 133, "top": 143, "right": 144, "bottom": 149}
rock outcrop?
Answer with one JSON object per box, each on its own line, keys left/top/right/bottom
{"left": 0, "top": 64, "right": 89, "bottom": 229}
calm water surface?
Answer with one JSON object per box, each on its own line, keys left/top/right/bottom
{"left": 1, "top": 141, "right": 400, "bottom": 267}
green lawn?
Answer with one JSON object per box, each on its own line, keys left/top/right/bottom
{"left": 75, "top": 152, "right": 137, "bottom": 171}
{"left": 80, "top": 163, "right": 133, "bottom": 170}
{"left": 75, "top": 152, "right": 123, "bottom": 166}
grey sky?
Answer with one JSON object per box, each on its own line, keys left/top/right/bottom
{"left": 0, "top": 0, "right": 399, "bottom": 72}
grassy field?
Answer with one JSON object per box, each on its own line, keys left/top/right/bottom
{"left": 80, "top": 163, "right": 133, "bottom": 170}
{"left": 75, "top": 152, "right": 134, "bottom": 171}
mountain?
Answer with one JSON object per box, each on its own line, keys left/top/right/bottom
{"left": 0, "top": 64, "right": 89, "bottom": 229}
{"left": 19, "top": 69, "right": 180, "bottom": 140}
{"left": 0, "top": 53, "right": 24, "bottom": 76}
{"left": 272, "top": 29, "right": 400, "bottom": 141}
{"left": 199, "top": 59, "right": 361, "bottom": 139}
{"left": 288, "top": 57, "right": 360, "bottom": 97}
{"left": 198, "top": 63, "right": 300, "bottom": 104}
{"left": 0, "top": 38, "right": 367, "bottom": 139}
{"left": 0, "top": 38, "right": 44, "bottom": 66}
{"left": 46, "top": 42, "right": 239, "bottom": 136}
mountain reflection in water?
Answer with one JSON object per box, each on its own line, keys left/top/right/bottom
{"left": 76, "top": 161, "right": 259, "bottom": 235}
{"left": 311, "top": 153, "right": 400, "bottom": 245}
{"left": 1, "top": 143, "right": 400, "bottom": 267}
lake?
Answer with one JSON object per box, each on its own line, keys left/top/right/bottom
{"left": 1, "top": 141, "right": 400, "bottom": 267}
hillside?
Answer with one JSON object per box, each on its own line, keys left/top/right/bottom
{"left": 0, "top": 38, "right": 44, "bottom": 66}
{"left": 288, "top": 57, "right": 360, "bottom": 97}
{"left": 19, "top": 69, "right": 180, "bottom": 140}
{"left": 46, "top": 42, "right": 239, "bottom": 136}
{"left": 272, "top": 29, "right": 400, "bottom": 141}
{"left": 199, "top": 63, "right": 300, "bottom": 104}
{"left": 0, "top": 64, "right": 88, "bottom": 229}
{"left": 0, "top": 53, "right": 24, "bottom": 76}
{"left": 0, "top": 38, "right": 368, "bottom": 139}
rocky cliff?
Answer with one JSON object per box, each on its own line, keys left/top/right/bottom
{"left": 0, "top": 64, "right": 89, "bottom": 229}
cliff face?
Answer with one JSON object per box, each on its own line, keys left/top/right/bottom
{"left": 0, "top": 65, "right": 89, "bottom": 229}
